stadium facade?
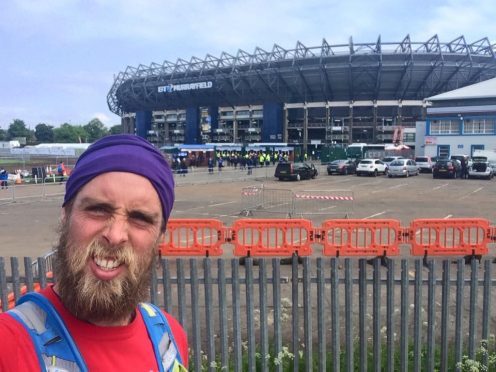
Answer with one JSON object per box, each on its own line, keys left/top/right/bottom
{"left": 107, "top": 35, "right": 496, "bottom": 151}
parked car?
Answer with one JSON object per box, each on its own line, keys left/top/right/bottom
{"left": 327, "top": 159, "right": 356, "bottom": 175}
{"left": 356, "top": 159, "right": 387, "bottom": 177}
{"left": 274, "top": 162, "right": 318, "bottom": 181}
{"left": 415, "top": 156, "right": 434, "bottom": 173}
{"left": 381, "top": 156, "right": 405, "bottom": 169}
{"left": 468, "top": 156, "right": 494, "bottom": 180}
{"left": 387, "top": 159, "right": 419, "bottom": 177}
{"left": 432, "top": 159, "right": 462, "bottom": 179}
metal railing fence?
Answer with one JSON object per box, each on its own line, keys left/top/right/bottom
{"left": 1, "top": 255, "right": 495, "bottom": 371}
{"left": 0, "top": 179, "right": 66, "bottom": 203}
{"left": 241, "top": 185, "right": 354, "bottom": 218}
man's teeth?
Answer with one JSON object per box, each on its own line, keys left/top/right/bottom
{"left": 94, "top": 257, "right": 121, "bottom": 270}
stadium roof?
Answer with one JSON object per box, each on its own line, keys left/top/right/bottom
{"left": 108, "top": 35, "right": 496, "bottom": 115}
{"left": 427, "top": 77, "right": 496, "bottom": 101}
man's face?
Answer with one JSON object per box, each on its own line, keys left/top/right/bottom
{"left": 55, "top": 172, "right": 164, "bottom": 325}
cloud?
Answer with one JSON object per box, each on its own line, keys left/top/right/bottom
{"left": 412, "top": 0, "right": 496, "bottom": 42}
{"left": 92, "top": 112, "right": 120, "bottom": 127}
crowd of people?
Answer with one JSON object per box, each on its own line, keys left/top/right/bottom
{"left": 170, "top": 150, "right": 294, "bottom": 176}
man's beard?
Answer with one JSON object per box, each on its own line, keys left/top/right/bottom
{"left": 53, "top": 219, "right": 157, "bottom": 324}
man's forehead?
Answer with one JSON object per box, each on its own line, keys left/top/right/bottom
{"left": 75, "top": 172, "right": 160, "bottom": 204}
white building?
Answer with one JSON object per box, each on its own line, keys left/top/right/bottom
{"left": 422, "top": 78, "right": 496, "bottom": 159}
{"left": 0, "top": 140, "right": 21, "bottom": 149}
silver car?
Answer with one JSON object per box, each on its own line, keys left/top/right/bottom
{"left": 387, "top": 159, "right": 419, "bottom": 177}
{"left": 468, "top": 156, "right": 494, "bottom": 179}
{"left": 382, "top": 156, "right": 405, "bottom": 169}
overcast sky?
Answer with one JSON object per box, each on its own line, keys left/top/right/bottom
{"left": 1, "top": 0, "right": 495, "bottom": 130}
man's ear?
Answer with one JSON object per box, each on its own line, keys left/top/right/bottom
{"left": 158, "top": 230, "right": 165, "bottom": 244}
{"left": 60, "top": 207, "right": 68, "bottom": 224}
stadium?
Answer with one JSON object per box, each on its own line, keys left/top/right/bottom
{"left": 107, "top": 35, "right": 496, "bottom": 152}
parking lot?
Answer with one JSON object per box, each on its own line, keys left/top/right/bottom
{"left": 1, "top": 164, "right": 495, "bottom": 257}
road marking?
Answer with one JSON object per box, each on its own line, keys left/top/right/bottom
{"left": 182, "top": 205, "right": 206, "bottom": 211}
{"left": 460, "top": 187, "right": 484, "bottom": 200}
{"left": 433, "top": 183, "right": 449, "bottom": 190}
{"left": 352, "top": 180, "right": 385, "bottom": 188}
{"left": 318, "top": 206, "right": 337, "bottom": 211}
{"left": 264, "top": 202, "right": 292, "bottom": 209}
{"left": 176, "top": 200, "right": 237, "bottom": 211}
{"left": 371, "top": 183, "right": 407, "bottom": 193}
{"left": 363, "top": 211, "right": 387, "bottom": 219}
{"left": 209, "top": 201, "right": 237, "bottom": 207}
{"left": 325, "top": 177, "right": 354, "bottom": 184}
{"left": 390, "top": 183, "right": 408, "bottom": 189}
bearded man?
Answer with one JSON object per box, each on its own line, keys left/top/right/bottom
{"left": 0, "top": 135, "right": 188, "bottom": 371}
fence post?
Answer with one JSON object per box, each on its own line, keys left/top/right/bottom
{"left": 0, "top": 258, "right": 8, "bottom": 312}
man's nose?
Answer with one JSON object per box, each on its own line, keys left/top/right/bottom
{"left": 102, "top": 215, "right": 129, "bottom": 246}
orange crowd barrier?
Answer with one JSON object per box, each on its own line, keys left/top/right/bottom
{"left": 232, "top": 219, "right": 314, "bottom": 257}
{"left": 321, "top": 219, "right": 402, "bottom": 257}
{"left": 155, "top": 218, "right": 495, "bottom": 257}
{"left": 159, "top": 219, "right": 225, "bottom": 256}
{"left": 409, "top": 218, "right": 491, "bottom": 256}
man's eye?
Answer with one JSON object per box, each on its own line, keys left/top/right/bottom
{"left": 129, "top": 213, "right": 154, "bottom": 227}
{"left": 85, "top": 206, "right": 111, "bottom": 217}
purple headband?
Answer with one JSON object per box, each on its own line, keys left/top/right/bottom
{"left": 63, "top": 134, "right": 174, "bottom": 227}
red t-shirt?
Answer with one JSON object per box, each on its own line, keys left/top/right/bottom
{"left": 0, "top": 286, "right": 188, "bottom": 371}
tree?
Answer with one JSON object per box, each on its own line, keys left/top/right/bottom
{"left": 53, "top": 123, "right": 87, "bottom": 143}
{"left": 109, "top": 124, "right": 122, "bottom": 135}
{"left": 7, "top": 119, "right": 31, "bottom": 140}
{"left": 83, "top": 118, "right": 108, "bottom": 142}
{"left": 35, "top": 123, "right": 54, "bottom": 143}
{"left": 0, "top": 129, "right": 6, "bottom": 141}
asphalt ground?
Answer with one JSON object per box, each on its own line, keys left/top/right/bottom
{"left": 1, "top": 164, "right": 495, "bottom": 258}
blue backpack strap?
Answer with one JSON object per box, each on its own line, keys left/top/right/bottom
{"left": 8, "top": 292, "right": 87, "bottom": 372}
{"left": 139, "top": 303, "right": 186, "bottom": 372}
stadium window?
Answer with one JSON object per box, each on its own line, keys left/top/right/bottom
{"left": 236, "top": 110, "right": 250, "bottom": 118}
